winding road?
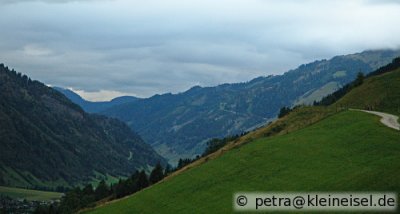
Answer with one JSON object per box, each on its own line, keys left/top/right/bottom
{"left": 352, "top": 109, "right": 400, "bottom": 131}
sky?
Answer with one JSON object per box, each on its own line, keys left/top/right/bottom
{"left": 0, "top": 0, "right": 400, "bottom": 101}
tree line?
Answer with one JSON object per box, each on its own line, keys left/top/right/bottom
{"left": 275, "top": 72, "right": 365, "bottom": 116}
{"left": 175, "top": 132, "right": 248, "bottom": 170}
{"left": 35, "top": 163, "right": 166, "bottom": 214}
{"left": 315, "top": 57, "right": 400, "bottom": 107}
{"left": 313, "top": 72, "right": 365, "bottom": 106}
{"left": 34, "top": 131, "right": 250, "bottom": 213}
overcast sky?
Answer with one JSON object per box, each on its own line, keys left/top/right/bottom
{"left": 1, "top": 0, "right": 400, "bottom": 101}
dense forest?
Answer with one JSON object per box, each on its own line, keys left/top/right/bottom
{"left": 0, "top": 64, "right": 166, "bottom": 189}
{"left": 34, "top": 163, "right": 166, "bottom": 214}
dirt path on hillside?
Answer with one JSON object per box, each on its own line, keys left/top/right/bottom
{"left": 352, "top": 109, "right": 400, "bottom": 131}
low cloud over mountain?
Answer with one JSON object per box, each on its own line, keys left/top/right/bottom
{"left": 0, "top": 0, "right": 399, "bottom": 99}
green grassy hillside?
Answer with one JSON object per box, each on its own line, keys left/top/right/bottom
{"left": 86, "top": 110, "right": 400, "bottom": 213}
{"left": 336, "top": 68, "right": 400, "bottom": 116}
{"left": 0, "top": 186, "right": 63, "bottom": 201}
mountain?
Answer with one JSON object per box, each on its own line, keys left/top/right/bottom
{"left": 53, "top": 87, "right": 140, "bottom": 113}
{"left": 335, "top": 58, "right": 400, "bottom": 115}
{"left": 86, "top": 57, "right": 400, "bottom": 214}
{"left": 0, "top": 64, "right": 166, "bottom": 189}
{"left": 99, "top": 49, "right": 400, "bottom": 163}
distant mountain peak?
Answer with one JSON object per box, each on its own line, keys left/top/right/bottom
{"left": 54, "top": 87, "right": 140, "bottom": 113}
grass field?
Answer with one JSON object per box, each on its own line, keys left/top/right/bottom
{"left": 0, "top": 186, "right": 63, "bottom": 201}
{"left": 86, "top": 110, "right": 400, "bottom": 213}
{"left": 336, "top": 68, "right": 400, "bottom": 117}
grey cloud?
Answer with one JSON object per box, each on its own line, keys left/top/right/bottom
{"left": 0, "top": 0, "right": 400, "bottom": 99}
{"left": 363, "top": 0, "right": 400, "bottom": 5}
{"left": 1, "top": 0, "right": 110, "bottom": 4}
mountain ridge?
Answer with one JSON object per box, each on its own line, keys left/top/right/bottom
{"left": 59, "top": 49, "right": 400, "bottom": 163}
{"left": 0, "top": 64, "right": 167, "bottom": 189}
{"left": 53, "top": 87, "right": 140, "bottom": 113}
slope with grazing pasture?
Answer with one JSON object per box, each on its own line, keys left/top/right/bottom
{"left": 86, "top": 61, "right": 400, "bottom": 214}
{"left": 335, "top": 68, "right": 400, "bottom": 116}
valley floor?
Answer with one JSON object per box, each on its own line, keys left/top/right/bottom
{"left": 0, "top": 186, "right": 63, "bottom": 201}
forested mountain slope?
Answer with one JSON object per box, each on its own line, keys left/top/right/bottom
{"left": 0, "top": 64, "right": 166, "bottom": 189}
{"left": 100, "top": 49, "right": 400, "bottom": 162}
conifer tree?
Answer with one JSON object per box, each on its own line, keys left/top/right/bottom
{"left": 137, "top": 170, "right": 149, "bottom": 190}
{"left": 95, "top": 180, "right": 109, "bottom": 200}
{"left": 149, "top": 163, "right": 164, "bottom": 184}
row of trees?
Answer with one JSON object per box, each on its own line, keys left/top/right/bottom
{"left": 175, "top": 133, "right": 248, "bottom": 170}
{"left": 35, "top": 131, "right": 246, "bottom": 214}
{"left": 366, "top": 57, "right": 400, "bottom": 78}
{"left": 202, "top": 134, "right": 245, "bottom": 157}
{"left": 278, "top": 106, "right": 292, "bottom": 118}
{"left": 276, "top": 73, "right": 366, "bottom": 116}
{"left": 35, "top": 163, "right": 166, "bottom": 214}
{"left": 35, "top": 132, "right": 252, "bottom": 213}
{"left": 279, "top": 58, "right": 400, "bottom": 120}
{"left": 314, "top": 72, "right": 365, "bottom": 106}
{"left": 282, "top": 57, "right": 400, "bottom": 112}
